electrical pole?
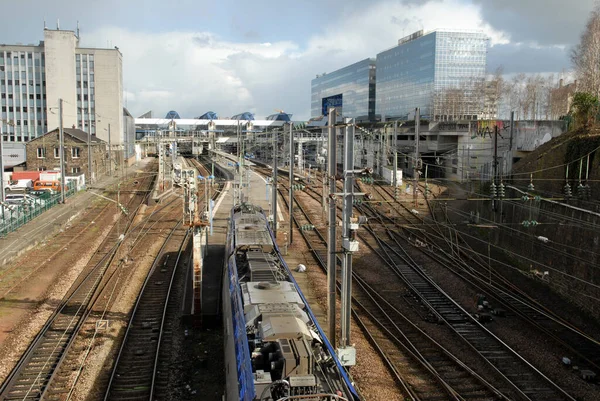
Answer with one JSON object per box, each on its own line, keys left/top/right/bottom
{"left": 413, "top": 108, "right": 420, "bottom": 207}
{"left": 509, "top": 111, "right": 514, "bottom": 152}
{"left": 108, "top": 123, "right": 112, "bottom": 177}
{"left": 393, "top": 121, "right": 398, "bottom": 198}
{"left": 88, "top": 122, "right": 92, "bottom": 185}
{"left": 272, "top": 130, "right": 278, "bottom": 237}
{"left": 321, "top": 132, "right": 326, "bottom": 220}
{"left": 59, "top": 99, "right": 66, "bottom": 204}
{"left": 117, "top": 183, "right": 120, "bottom": 237}
{"left": 0, "top": 123, "right": 5, "bottom": 204}
{"left": 341, "top": 119, "right": 354, "bottom": 348}
{"left": 492, "top": 124, "right": 499, "bottom": 212}
{"left": 125, "top": 118, "right": 129, "bottom": 180}
{"left": 327, "top": 107, "right": 337, "bottom": 345}
{"left": 468, "top": 145, "right": 471, "bottom": 195}
{"left": 237, "top": 122, "right": 242, "bottom": 204}
{"left": 288, "top": 122, "right": 294, "bottom": 245}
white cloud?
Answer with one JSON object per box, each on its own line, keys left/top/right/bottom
{"left": 80, "top": 0, "right": 558, "bottom": 121}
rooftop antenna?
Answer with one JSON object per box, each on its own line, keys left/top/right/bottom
{"left": 44, "top": 18, "right": 47, "bottom": 30}
{"left": 77, "top": 21, "right": 80, "bottom": 38}
{"left": 57, "top": 19, "right": 60, "bottom": 30}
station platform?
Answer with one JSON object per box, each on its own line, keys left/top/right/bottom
{"left": 196, "top": 157, "right": 325, "bottom": 328}
{"left": 193, "top": 160, "right": 284, "bottom": 324}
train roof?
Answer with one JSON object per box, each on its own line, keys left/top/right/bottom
{"left": 232, "top": 205, "right": 272, "bottom": 248}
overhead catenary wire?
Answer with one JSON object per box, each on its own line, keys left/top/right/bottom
{"left": 440, "top": 204, "right": 600, "bottom": 264}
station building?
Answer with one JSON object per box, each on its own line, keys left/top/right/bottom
{"left": 25, "top": 128, "right": 108, "bottom": 181}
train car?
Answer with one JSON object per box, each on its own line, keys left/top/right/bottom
{"left": 223, "top": 203, "right": 360, "bottom": 401}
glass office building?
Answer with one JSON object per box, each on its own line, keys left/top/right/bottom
{"left": 311, "top": 58, "right": 376, "bottom": 121}
{"left": 376, "top": 30, "right": 488, "bottom": 120}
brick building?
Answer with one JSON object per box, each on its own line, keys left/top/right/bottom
{"left": 26, "top": 128, "right": 108, "bottom": 182}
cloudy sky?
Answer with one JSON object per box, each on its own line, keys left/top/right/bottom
{"left": 1, "top": 0, "right": 595, "bottom": 120}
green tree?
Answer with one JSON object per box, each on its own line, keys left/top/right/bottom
{"left": 570, "top": 92, "right": 599, "bottom": 129}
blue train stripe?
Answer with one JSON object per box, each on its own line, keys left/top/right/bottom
{"left": 227, "top": 220, "right": 255, "bottom": 401}
{"left": 263, "top": 211, "right": 361, "bottom": 401}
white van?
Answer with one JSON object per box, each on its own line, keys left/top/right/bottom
{"left": 5, "top": 179, "right": 33, "bottom": 193}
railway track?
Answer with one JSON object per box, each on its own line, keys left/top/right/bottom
{"left": 268, "top": 172, "right": 507, "bottom": 400}
{"left": 0, "top": 166, "right": 158, "bottom": 301}
{"left": 351, "top": 273, "right": 505, "bottom": 401}
{"left": 100, "top": 156, "right": 226, "bottom": 401}
{"left": 0, "top": 201, "right": 113, "bottom": 300}
{"left": 0, "top": 171, "right": 168, "bottom": 401}
{"left": 374, "top": 182, "right": 600, "bottom": 378}
{"left": 103, "top": 223, "right": 189, "bottom": 401}
{"left": 351, "top": 198, "right": 576, "bottom": 400}
{"left": 273, "top": 168, "right": 577, "bottom": 400}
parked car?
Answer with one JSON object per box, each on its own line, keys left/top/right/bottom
{"left": 30, "top": 189, "right": 53, "bottom": 200}
{"left": 5, "top": 193, "right": 44, "bottom": 207}
{"left": 5, "top": 194, "right": 28, "bottom": 205}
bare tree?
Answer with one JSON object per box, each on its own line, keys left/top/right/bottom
{"left": 481, "top": 67, "right": 504, "bottom": 119}
{"left": 572, "top": 4, "right": 600, "bottom": 98}
{"left": 508, "top": 73, "right": 527, "bottom": 119}
{"left": 432, "top": 76, "right": 487, "bottom": 121}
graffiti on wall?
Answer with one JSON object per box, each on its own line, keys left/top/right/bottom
{"left": 474, "top": 120, "right": 506, "bottom": 139}
{"left": 472, "top": 120, "right": 566, "bottom": 152}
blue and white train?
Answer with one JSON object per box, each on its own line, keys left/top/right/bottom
{"left": 223, "top": 203, "right": 360, "bottom": 401}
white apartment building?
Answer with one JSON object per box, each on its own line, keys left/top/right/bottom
{"left": 0, "top": 27, "right": 124, "bottom": 166}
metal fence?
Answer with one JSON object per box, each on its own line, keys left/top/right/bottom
{"left": 0, "top": 184, "right": 78, "bottom": 237}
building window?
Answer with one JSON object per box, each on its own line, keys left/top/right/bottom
{"left": 72, "top": 147, "right": 81, "bottom": 158}
{"left": 54, "top": 147, "right": 60, "bottom": 158}
{"left": 71, "top": 167, "right": 81, "bottom": 174}
{"left": 37, "top": 147, "right": 46, "bottom": 158}
{"left": 38, "top": 166, "right": 46, "bottom": 171}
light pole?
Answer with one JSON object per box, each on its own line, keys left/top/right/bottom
{"left": 197, "top": 174, "right": 209, "bottom": 218}
{"left": 59, "top": 99, "right": 66, "bottom": 204}
{"left": 0, "top": 119, "right": 16, "bottom": 204}
{"left": 208, "top": 175, "right": 214, "bottom": 235}
{"left": 327, "top": 107, "right": 337, "bottom": 345}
